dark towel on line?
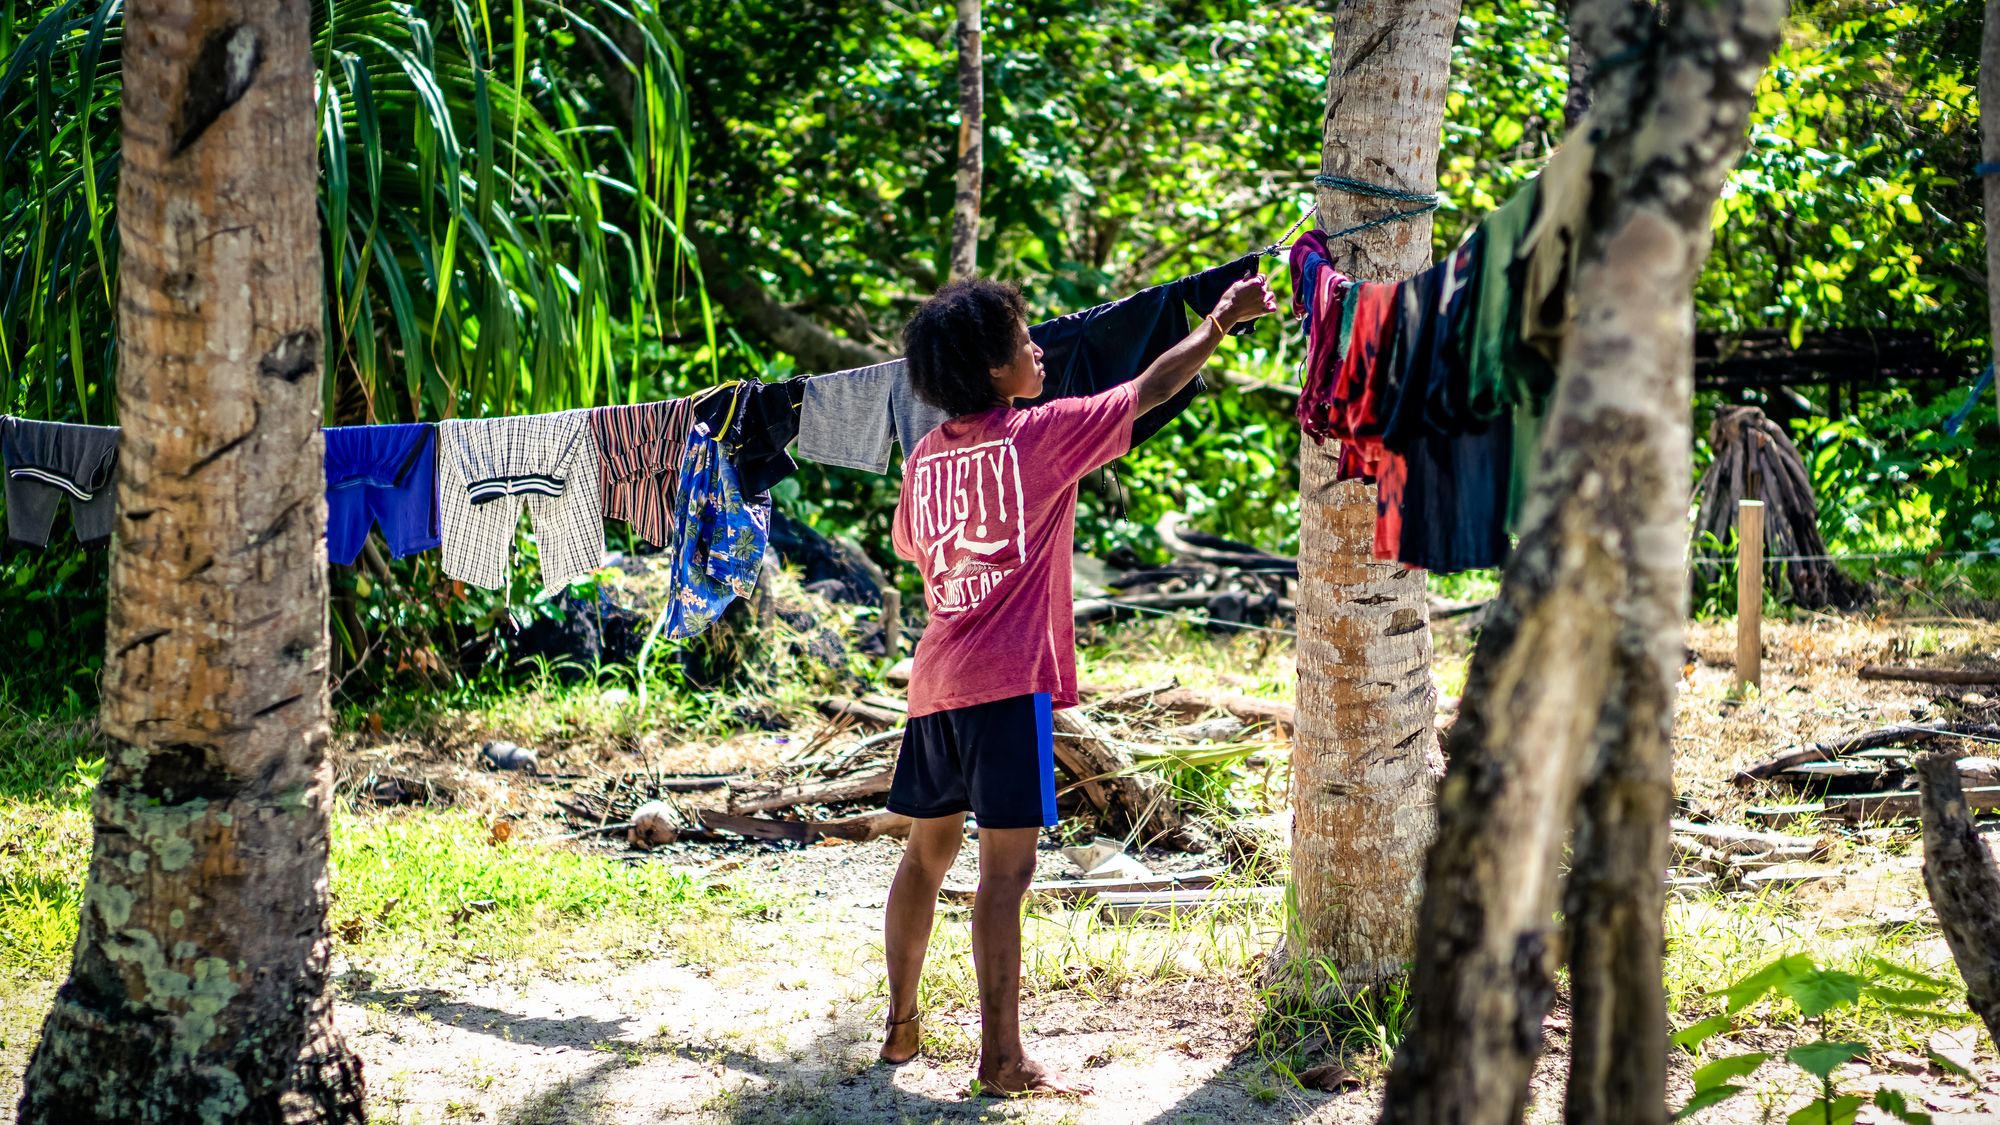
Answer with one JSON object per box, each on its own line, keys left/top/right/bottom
{"left": 693, "top": 377, "right": 808, "bottom": 496}
{"left": 1021, "top": 252, "right": 1264, "bottom": 445}
{"left": 1, "top": 417, "right": 120, "bottom": 547}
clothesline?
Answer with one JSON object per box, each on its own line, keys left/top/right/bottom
{"left": 1700, "top": 548, "right": 2000, "bottom": 565}
{"left": 1, "top": 253, "right": 1271, "bottom": 647}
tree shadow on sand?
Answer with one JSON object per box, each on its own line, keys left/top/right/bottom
{"left": 482, "top": 1001, "right": 969, "bottom": 1124}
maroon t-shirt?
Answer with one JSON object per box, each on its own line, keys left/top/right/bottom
{"left": 893, "top": 383, "right": 1139, "bottom": 718}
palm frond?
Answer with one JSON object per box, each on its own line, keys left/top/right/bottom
{"left": 0, "top": 0, "right": 694, "bottom": 424}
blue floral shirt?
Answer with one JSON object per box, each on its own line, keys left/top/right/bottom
{"left": 663, "top": 427, "right": 770, "bottom": 640}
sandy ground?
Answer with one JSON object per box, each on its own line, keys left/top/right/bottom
{"left": 11, "top": 612, "right": 2000, "bottom": 1122}
{"left": 328, "top": 611, "right": 2000, "bottom": 1124}
{"left": 336, "top": 839, "right": 1477, "bottom": 1125}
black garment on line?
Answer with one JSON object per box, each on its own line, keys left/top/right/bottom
{"left": 1022, "top": 252, "right": 1264, "bottom": 445}
{"left": 1382, "top": 234, "right": 1511, "bottom": 574}
{"left": 1, "top": 416, "right": 120, "bottom": 547}
{"left": 692, "top": 377, "right": 809, "bottom": 497}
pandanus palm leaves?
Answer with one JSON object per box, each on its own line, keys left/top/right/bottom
{"left": 0, "top": 0, "right": 696, "bottom": 426}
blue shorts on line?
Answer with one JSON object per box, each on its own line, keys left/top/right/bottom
{"left": 324, "top": 424, "right": 441, "bottom": 566}
{"left": 886, "top": 693, "right": 1057, "bottom": 830}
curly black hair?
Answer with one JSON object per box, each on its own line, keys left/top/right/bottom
{"left": 903, "top": 278, "right": 1029, "bottom": 418}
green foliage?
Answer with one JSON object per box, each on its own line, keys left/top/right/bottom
{"left": 668, "top": 0, "right": 1331, "bottom": 560}
{"left": 5, "top": 0, "right": 1998, "bottom": 710}
{"left": 1674, "top": 953, "right": 1954, "bottom": 1123}
{"left": 0, "top": 544, "right": 108, "bottom": 710}
{"left": 1, "top": 0, "right": 696, "bottom": 425}
{"left": 1700, "top": 2, "right": 1979, "bottom": 349}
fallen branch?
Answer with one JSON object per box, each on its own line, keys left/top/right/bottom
{"left": 1918, "top": 752, "right": 2000, "bottom": 1044}
{"left": 813, "top": 809, "right": 913, "bottom": 842}
{"left": 648, "top": 773, "right": 750, "bottom": 793}
{"left": 698, "top": 807, "right": 911, "bottom": 845}
{"left": 816, "top": 698, "right": 904, "bottom": 729}
{"left": 1670, "top": 818, "right": 1821, "bottom": 861}
{"left": 1733, "top": 723, "right": 2000, "bottom": 783}
{"left": 1152, "top": 687, "right": 1295, "bottom": 733}
{"left": 731, "top": 765, "right": 896, "bottom": 816}
{"left": 1828, "top": 785, "right": 2000, "bottom": 822}
{"left": 1095, "top": 886, "right": 1285, "bottom": 923}
{"left": 698, "top": 809, "right": 813, "bottom": 844}
{"left": 1861, "top": 665, "right": 2000, "bottom": 687}
{"left": 937, "top": 866, "right": 1231, "bottom": 905}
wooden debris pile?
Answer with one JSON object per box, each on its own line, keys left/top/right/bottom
{"left": 1670, "top": 819, "right": 1838, "bottom": 891}
{"left": 1732, "top": 721, "right": 2000, "bottom": 826}
{"left": 936, "top": 836, "right": 1281, "bottom": 923}
{"left": 548, "top": 676, "right": 1295, "bottom": 859}
{"left": 1692, "top": 405, "right": 1867, "bottom": 610}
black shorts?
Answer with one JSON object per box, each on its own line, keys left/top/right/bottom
{"left": 887, "top": 693, "right": 1057, "bottom": 830}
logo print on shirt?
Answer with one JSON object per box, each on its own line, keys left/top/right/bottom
{"left": 906, "top": 437, "right": 1026, "bottom": 616}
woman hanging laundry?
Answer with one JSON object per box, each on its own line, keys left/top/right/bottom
{"left": 876, "top": 273, "right": 1276, "bottom": 1095}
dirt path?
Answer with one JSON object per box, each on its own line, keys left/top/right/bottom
{"left": 341, "top": 843, "right": 1387, "bottom": 1125}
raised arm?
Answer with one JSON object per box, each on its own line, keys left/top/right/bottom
{"left": 1132, "top": 275, "right": 1280, "bottom": 416}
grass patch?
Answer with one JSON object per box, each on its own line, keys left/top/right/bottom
{"left": 904, "top": 883, "right": 1285, "bottom": 1018}
{"left": 1076, "top": 617, "right": 1294, "bottom": 702}
{"left": 0, "top": 725, "right": 786, "bottom": 1006}
{"left": 328, "top": 809, "right": 786, "bottom": 981}
{"left": 0, "top": 706, "right": 100, "bottom": 988}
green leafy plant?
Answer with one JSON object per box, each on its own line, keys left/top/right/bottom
{"left": 1674, "top": 953, "right": 1957, "bottom": 1124}
{"left": 1, "top": 0, "right": 696, "bottom": 425}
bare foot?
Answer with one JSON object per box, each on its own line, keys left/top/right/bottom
{"left": 976, "top": 1054, "right": 1094, "bottom": 1097}
{"left": 879, "top": 1014, "right": 921, "bottom": 1064}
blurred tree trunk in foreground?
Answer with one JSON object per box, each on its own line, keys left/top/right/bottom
{"left": 1380, "top": 1, "right": 1784, "bottom": 1122}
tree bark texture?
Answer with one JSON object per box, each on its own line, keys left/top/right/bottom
{"left": 1289, "top": 0, "right": 1457, "bottom": 987}
{"left": 16, "top": 1, "right": 363, "bottom": 1121}
{"left": 947, "top": 0, "right": 983, "bottom": 283}
{"left": 1986, "top": 0, "right": 2000, "bottom": 420}
{"left": 1917, "top": 752, "right": 2000, "bottom": 1045}
{"left": 1380, "top": 2, "right": 1783, "bottom": 1123}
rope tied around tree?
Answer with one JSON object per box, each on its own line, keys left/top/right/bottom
{"left": 1310, "top": 173, "right": 1442, "bottom": 242}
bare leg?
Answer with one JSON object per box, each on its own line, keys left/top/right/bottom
{"left": 972, "top": 827, "right": 1092, "bottom": 1096}
{"left": 881, "top": 814, "right": 966, "bottom": 1063}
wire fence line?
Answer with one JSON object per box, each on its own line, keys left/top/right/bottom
{"left": 1097, "top": 546, "right": 2000, "bottom": 639}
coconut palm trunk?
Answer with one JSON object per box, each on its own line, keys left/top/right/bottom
{"left": 16, "top": 0, "right": 362, "bottom": 1121}
{"left": 1985, "top": 0, "right": 2000, "bottom": 416}
{"left": 1289, "top": 0, "right": 1458, "bottom": 987}
{"left": 948, "top": 0, "right": 983, "bottom": 283}
{"left": 1378, "top": 1, "right": 1784, "bottom": 1122}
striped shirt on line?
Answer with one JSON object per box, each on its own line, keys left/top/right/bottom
{"left": 589, "top": 398, "right": 695, "bottom": 548}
